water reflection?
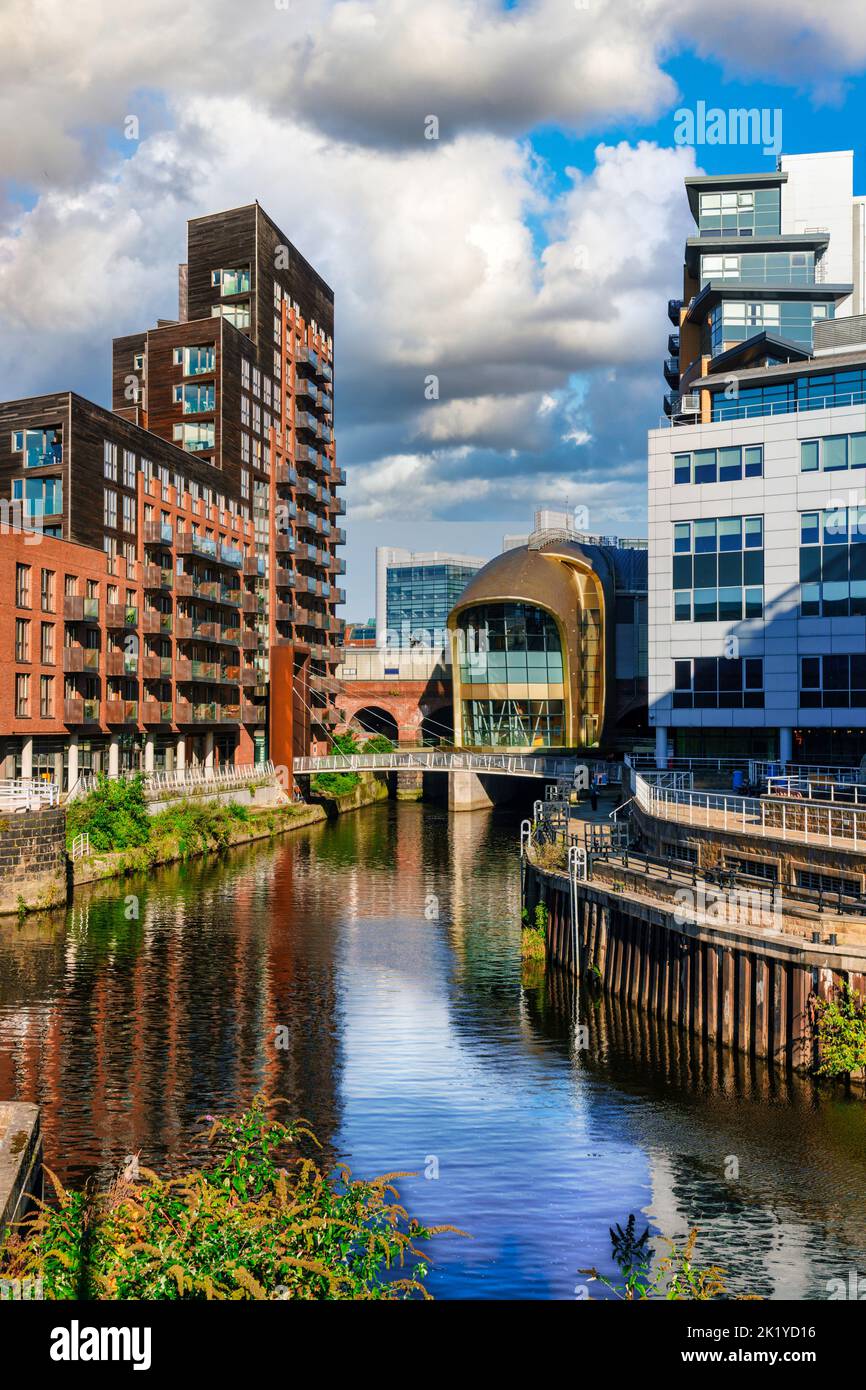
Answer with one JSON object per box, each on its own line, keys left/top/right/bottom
{"left": 0, "top": 800, "right": 864, "bottom": 1299}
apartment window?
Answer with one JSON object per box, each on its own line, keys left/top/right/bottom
{"left": 41, "top": 621, "right": 55, "bottom": 664}
{"left": 15, "top": 673, "right": 30, "bottom": 718}
{"left": 241, "top": 395, "right": 250, "bottom": 428}
{"left": 211, "top": 267, "right": 251, "bottom": 296}
{"left": 174, "top": 382, "right": 215, "bottom": 414}
{"left": 15, "top": 617, "right": 31, "bottom": 661}
{"left": 123, "top": 449, "right": 136, "bottom": 489}
{"left": 64, "top": 574, "right": 77, "bottom": 597}
{"left": 104, "top": 440, "right": 118, "bottom": 480}
{"left": 40, "top": 568, "right": 55, "bottom": 612}
{"left": 698, "top": 186, "right": 780, "bottom": 237}
{"left": 252, "top": 403, "right": 261, "bottom": 435}
{"left": 15, "top": 563, "right": 31, "bottom": 607}
{"left": 796, "top": 868, "right": 860, "bottom": 899}
{"left": 673, "top": 656, "right": 764, "bottom": 709}
{"left": 104, "top": 488, "right": 118, "bottom": 528}
{"left": 241, "top": 468, "right": 250, "bottom": 500}
{"left": 273, "top": 351, "right": 281, "bottom": 380}
{"left": 673, "top": 444, "right": 763, "bottom": 485}
{"left": 800, "top": 432, "right": 866, "bottom": 473}
{"left": 274, "top": 316, "right": 282, "bottom": 345}
{"left": 175, "top": 344, "right": 215, "bottom": 375}
{"left": 40, "top": 675, "right": 54, "bottom": 718}
{"left": 13, "top": 476, "right": 63, "bottom": 517}
{"left": 133, "top": 351, "right": 144, "bottom": 371}
{"left": 172, "top": 422, "right": 216, "bottom": 453}
{"left": 122, "top": 494, "right": 135, "bottom": 533}
{"left": 800, "top": 654, "right": 866, "bottom": 708}
{"left": 263, "top": 377, "right": 272, "bottom": 409}
{"left": 241, "top": 433, "right": 250, "bottom": 465}
{"left": 11, "top": 426, "right": 63, "bottom": 468}
{"left": 673, "top": 516, "right": 764, "bottom": 622}
{"left": 211, "top": 304, "right": 250, "bottom": 329}
{"left": 241, "top": 358, "right": 251, "bottom": 390}
{"left": 799, "top": 507, "right": 866, "bottom": 617}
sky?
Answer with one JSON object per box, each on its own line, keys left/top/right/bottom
{"left": 3, "top": 2, "right": 866, "bottom": 619}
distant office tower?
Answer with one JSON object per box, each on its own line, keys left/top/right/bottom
{"left": 375, "top": 547, "right": 486, "bottom": 648}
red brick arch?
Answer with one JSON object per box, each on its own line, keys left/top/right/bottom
{"left": 336, "top": 682, "right": 452, "bottom": 746}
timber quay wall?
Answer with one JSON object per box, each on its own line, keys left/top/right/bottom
{"left": 523, "top": 857, "right": 866, "bottom": 1071}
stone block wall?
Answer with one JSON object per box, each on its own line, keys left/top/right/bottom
{"left": 0, "top": 806, "right": 68, "bottom": 914}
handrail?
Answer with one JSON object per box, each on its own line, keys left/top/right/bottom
{"left": 293, "top": 751, "right": 583, "bottom": 778}
{"left": 0, "top": 778, "right": 61, "bottom": 809}
{"left": 66, "top": 761, "right": 276, "bottom": 801}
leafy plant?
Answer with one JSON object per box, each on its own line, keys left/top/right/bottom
{"left": 311, "top": 772, "right": 361, "bottom": 795}
{"left": 580, "top": 1215, "right": 753, "bottom": 1301}
{"left": 813, "top": 982, "right": 866, "bottom": 1078}
{"left": 534, "top": 903, "right": 548, "bottom": 935}
{"left": 66, "top": 774, "right": 151, "bottom": 852}
{"left": 363, "top": 735, "right": 394, "bottom": 753}
{"left": 0, "top": 1097, "right": 464, "bottom": 1300}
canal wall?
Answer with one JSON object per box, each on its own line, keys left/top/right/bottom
{"left": 0, "top": 806, "right": 68, "bottom": 915}
{"left": 0, "top": 1101, "right": 42, "bottom": 1242}
{"left": 309, "top": 773, "right": 389, "bottom": 818}
{"left": 523, "top": 858, "right": 866, "bottom": 1071}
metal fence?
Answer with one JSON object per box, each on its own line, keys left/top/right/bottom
{"left": 0, "top": 779, "right": 62, "bottom": 811}
{"left": 294, "top": 750, "right": 581, "bottom": 779}
{"left": 68, "top": 761, "right": 277, "bottom": 801}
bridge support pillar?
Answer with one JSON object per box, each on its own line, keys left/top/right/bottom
{"left": 449, "top": 769, "right": 496, "bottom": 812}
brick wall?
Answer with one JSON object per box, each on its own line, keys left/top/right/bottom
{"left": 0, "top": 805, "right": 68, "bottom": 914}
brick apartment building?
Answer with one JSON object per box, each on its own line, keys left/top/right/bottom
{"left": 0, "top": 203, "right": 344, "bottom": 788}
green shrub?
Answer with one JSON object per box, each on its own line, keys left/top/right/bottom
{"left": 311, "top": 772, "right": 361, "bottom": 795}
{"left": 66, "top": 775, "right": 150, "bottom": 852}
{"left": 0, "top": 1097, "right": 462, "bottom": 1300}
{"left": 363, "top": 735, "right": 394, "bottom": 753}
{"left": 814, "top": 982, "right": 866, "bottom": 1078}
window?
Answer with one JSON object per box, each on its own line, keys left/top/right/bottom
{"left": 41, "top": 568, "right": 55, "bottom": 611}
{"left": 133, "top": 351, "right": 144, "bottom": 371}
{"left": 211, "top": 268, "right": 251, "bottom": 296}
{"left": 252, "top": 367, "right": 261, "bottom": 398}
{"left": 40, "top": 675, "right": 54, "bottom": 718}
{"left": 15, "top": 617, "right": 30, "bottom": 661}
{"left": 15, "top": 563, "right": 31, "bottom": 607}
{"left": 211, "top": 304, "right": 250, "bottom": 329}
{"left": 15, "top": 673, "right": 30, "bottom": 718}
{"left": 13, "top": 476, "right": 63, "bottom": 518}
{"left": 799, "top": 507, "right": 866, "bottom": 617}
{"left": 241, "top": 395, "right": 250, "bottom": 428}
{"left": 673, "top": 444, "right": 763, "bottom": 485}
{"left": 800, "top": 653, "right": 866, "bottom": 708}
{"left": 241, "top": 433, "right": 250, "bottom": 465}
{"left": 174, "top": 382, "right": 215, "bottom": 414}
{"left": 241, "top": 468, "right": 250, "bottom": 500}
{"left": 673, "top": 656, "right": 764, "bottom": 709}
{"left": 12, "top": 426, "right": 62, "bottom": 468}
{"left": 800, "top": 431, "right": 866, "bottom": 473}
{"left": 672, "top": 515, "right": 764, "bottom": 622}
{"left": 123, "top": 449, "right": 136, "bottom": 489}
{"left": 104, "top": 440, "right": 118, "bottom": 480}
{"left": 241, "top": 358, "right": 251, "bottom": 390}
{"left": 104, "top": 488, "right": 117, "bottom": 528}
{"left": 41, "top": 622, "right": 55, "bottom": 664}
{"left": 177, "top": 344, "right": 215, "bottom": 375}
{"left": 172, "top": 422, "right": 216, "bottom": 453}
{"left": 122, "top": 494, "right": 135, "bottom": 533}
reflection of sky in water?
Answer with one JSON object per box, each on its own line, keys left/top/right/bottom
{"left": 1, "top": 800, "right": 865, "bottom": 1299}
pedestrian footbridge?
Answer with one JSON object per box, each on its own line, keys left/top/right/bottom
{"left": 293, "top": 749, "right": 581, "bottom": 779}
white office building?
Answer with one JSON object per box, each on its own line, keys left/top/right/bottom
{"left": 651, "top": 151, "right": 866, "bottom": 766}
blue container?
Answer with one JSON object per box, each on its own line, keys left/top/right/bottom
{"left": 732, "top": 769, "right": 745, "bottom": 792}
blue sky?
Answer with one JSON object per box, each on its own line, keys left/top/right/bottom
{"left": 0, "top": 0, "right": 864, "bottom": 618}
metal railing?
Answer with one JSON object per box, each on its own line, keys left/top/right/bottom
{"left": 293, "top": 750, "right": 581, "bottom": 778}
{"left": 766, "top": 776, "right": 866, "bottom": 805}
{"left": 633, "top": 770, "right": 866, "bottom": 848}
{"left": 0, "top": 779, "right": 62, "bottom": 811}
{"left": 67, "top": 761, "right": 276, "bottom": 801}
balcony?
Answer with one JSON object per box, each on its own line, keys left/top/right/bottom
{"left": 174, "top": 701, "right": 193, "bottom": 723}
{"left": 192, "top": 702, "right": 218, "bottom": 723}
{"left": 220, "top": 627, "right": 241, "bottom": 646}
{"left": 663, "top": 357, "right": 680, "bottom": 388}
{"left": 176, "top": 532, "right": 219, "bottom": 561}
{"left": 275, "top": 532, "right": 296, "bottom": 553}
{"left": 242, "top": 703, "right": 267, "bottom": 725}
{"left": 667, "top": 298, "right": 683, "bottom": 325}
{"left": 318, "top": 360, "right": 332, "bottom": 384}
{"left": 175, "top": 658, "right": 192, "bottom": 682}
{"left": 219, "top": 704, "right": 240, "bottom": 724}
{"left": 106, "top": 603, "right": 138, "bottom": 629}
{"left": 174, "top": 615, "right": 192, "bottom": 640}
{"left": 63, "top": 595, "right": 99, "bottom": 623}
{"left": 295, "top": 410, "right": 319, "bottom": 435}
{"left": 667, "top": 332, "right": 680, "bottom": 356}
{"left": 241, "top": 630, "right": 259, "bottom": 651}
{"left": 192, "top": 621, "right": 220, "bottom": 641}
{"left": 105, "top": 699, "right": 138, "bottom": 725}
{"left": 219, "top": 585, "right": 241, "bottom": 608}
{"left": 319, "top": 392, "right": 332, "bottom": 413}
{"left": 275, "top": 567, "right": 296, "bottom": 588}
{"left": 294, "top": 378, "right": 317, "bottom": 402}
{"left": 243, "top": 555, "right": 266, "bottom": 578}
{"left": 220, "top": 664, "right": 240, "bottom": 684}
{"left": 107, "top": 651, "right": 139, "bottom": 677}
{"left": 297, "top": 346, "right": 319, "bottom": 371}
{"left": 333, "top": 466, "right": 346, "bottom": 486}
{"left": 144, "top": 521, "right": 173, "bottom": 545}
{"left": 241, "top": 591, "right": 258, "bottom": 613}
{"left": 63, "top": 647, "right": 100, "bottom": 674}
{"left": 331, "top": 497, "right": 346, "bottom": 515}
{"left": 64, "top": 698, "right": 100, "bottom": 724}
{"left": 141, "top": 654, "right": 172, "bottom": 680}
{"left": 330, "top": 557, "right": 346, "bottom": 575}
{"left": 144, "top": 565, "right": 173, "bottom": 591}
{"left": 275, "top": 602, "right": 295, "bottom": 623}
{"left": 240, "top": 668, "right": 256, "bottom": 688}
{"left": 142, "top": 610, "right": 173, "bottom": 636}
{"left": 276, "top": 463, "right": 298, "bottom": 486}
{"left": 191, "top": 660, "right": 219, "bottom": 681}
{"left": 143, "top": 700, "right": 173, "bottom": 724}
{"left": 295, "top": 444, "right": 318, "bottom": 465}
{"left": 220, "top": 544, "right": 243, "bottom": 569}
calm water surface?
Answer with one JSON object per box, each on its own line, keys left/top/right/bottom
{"left": 2, "top": 800, "right": 866, "bottom": 1299}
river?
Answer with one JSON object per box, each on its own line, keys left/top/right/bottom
{"left": 1, "top": 799, "right": 865, "bottom": 1299}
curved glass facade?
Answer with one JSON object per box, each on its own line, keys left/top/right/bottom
{"left": 456, "top": 602, "right": 566, "bottom": 748}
